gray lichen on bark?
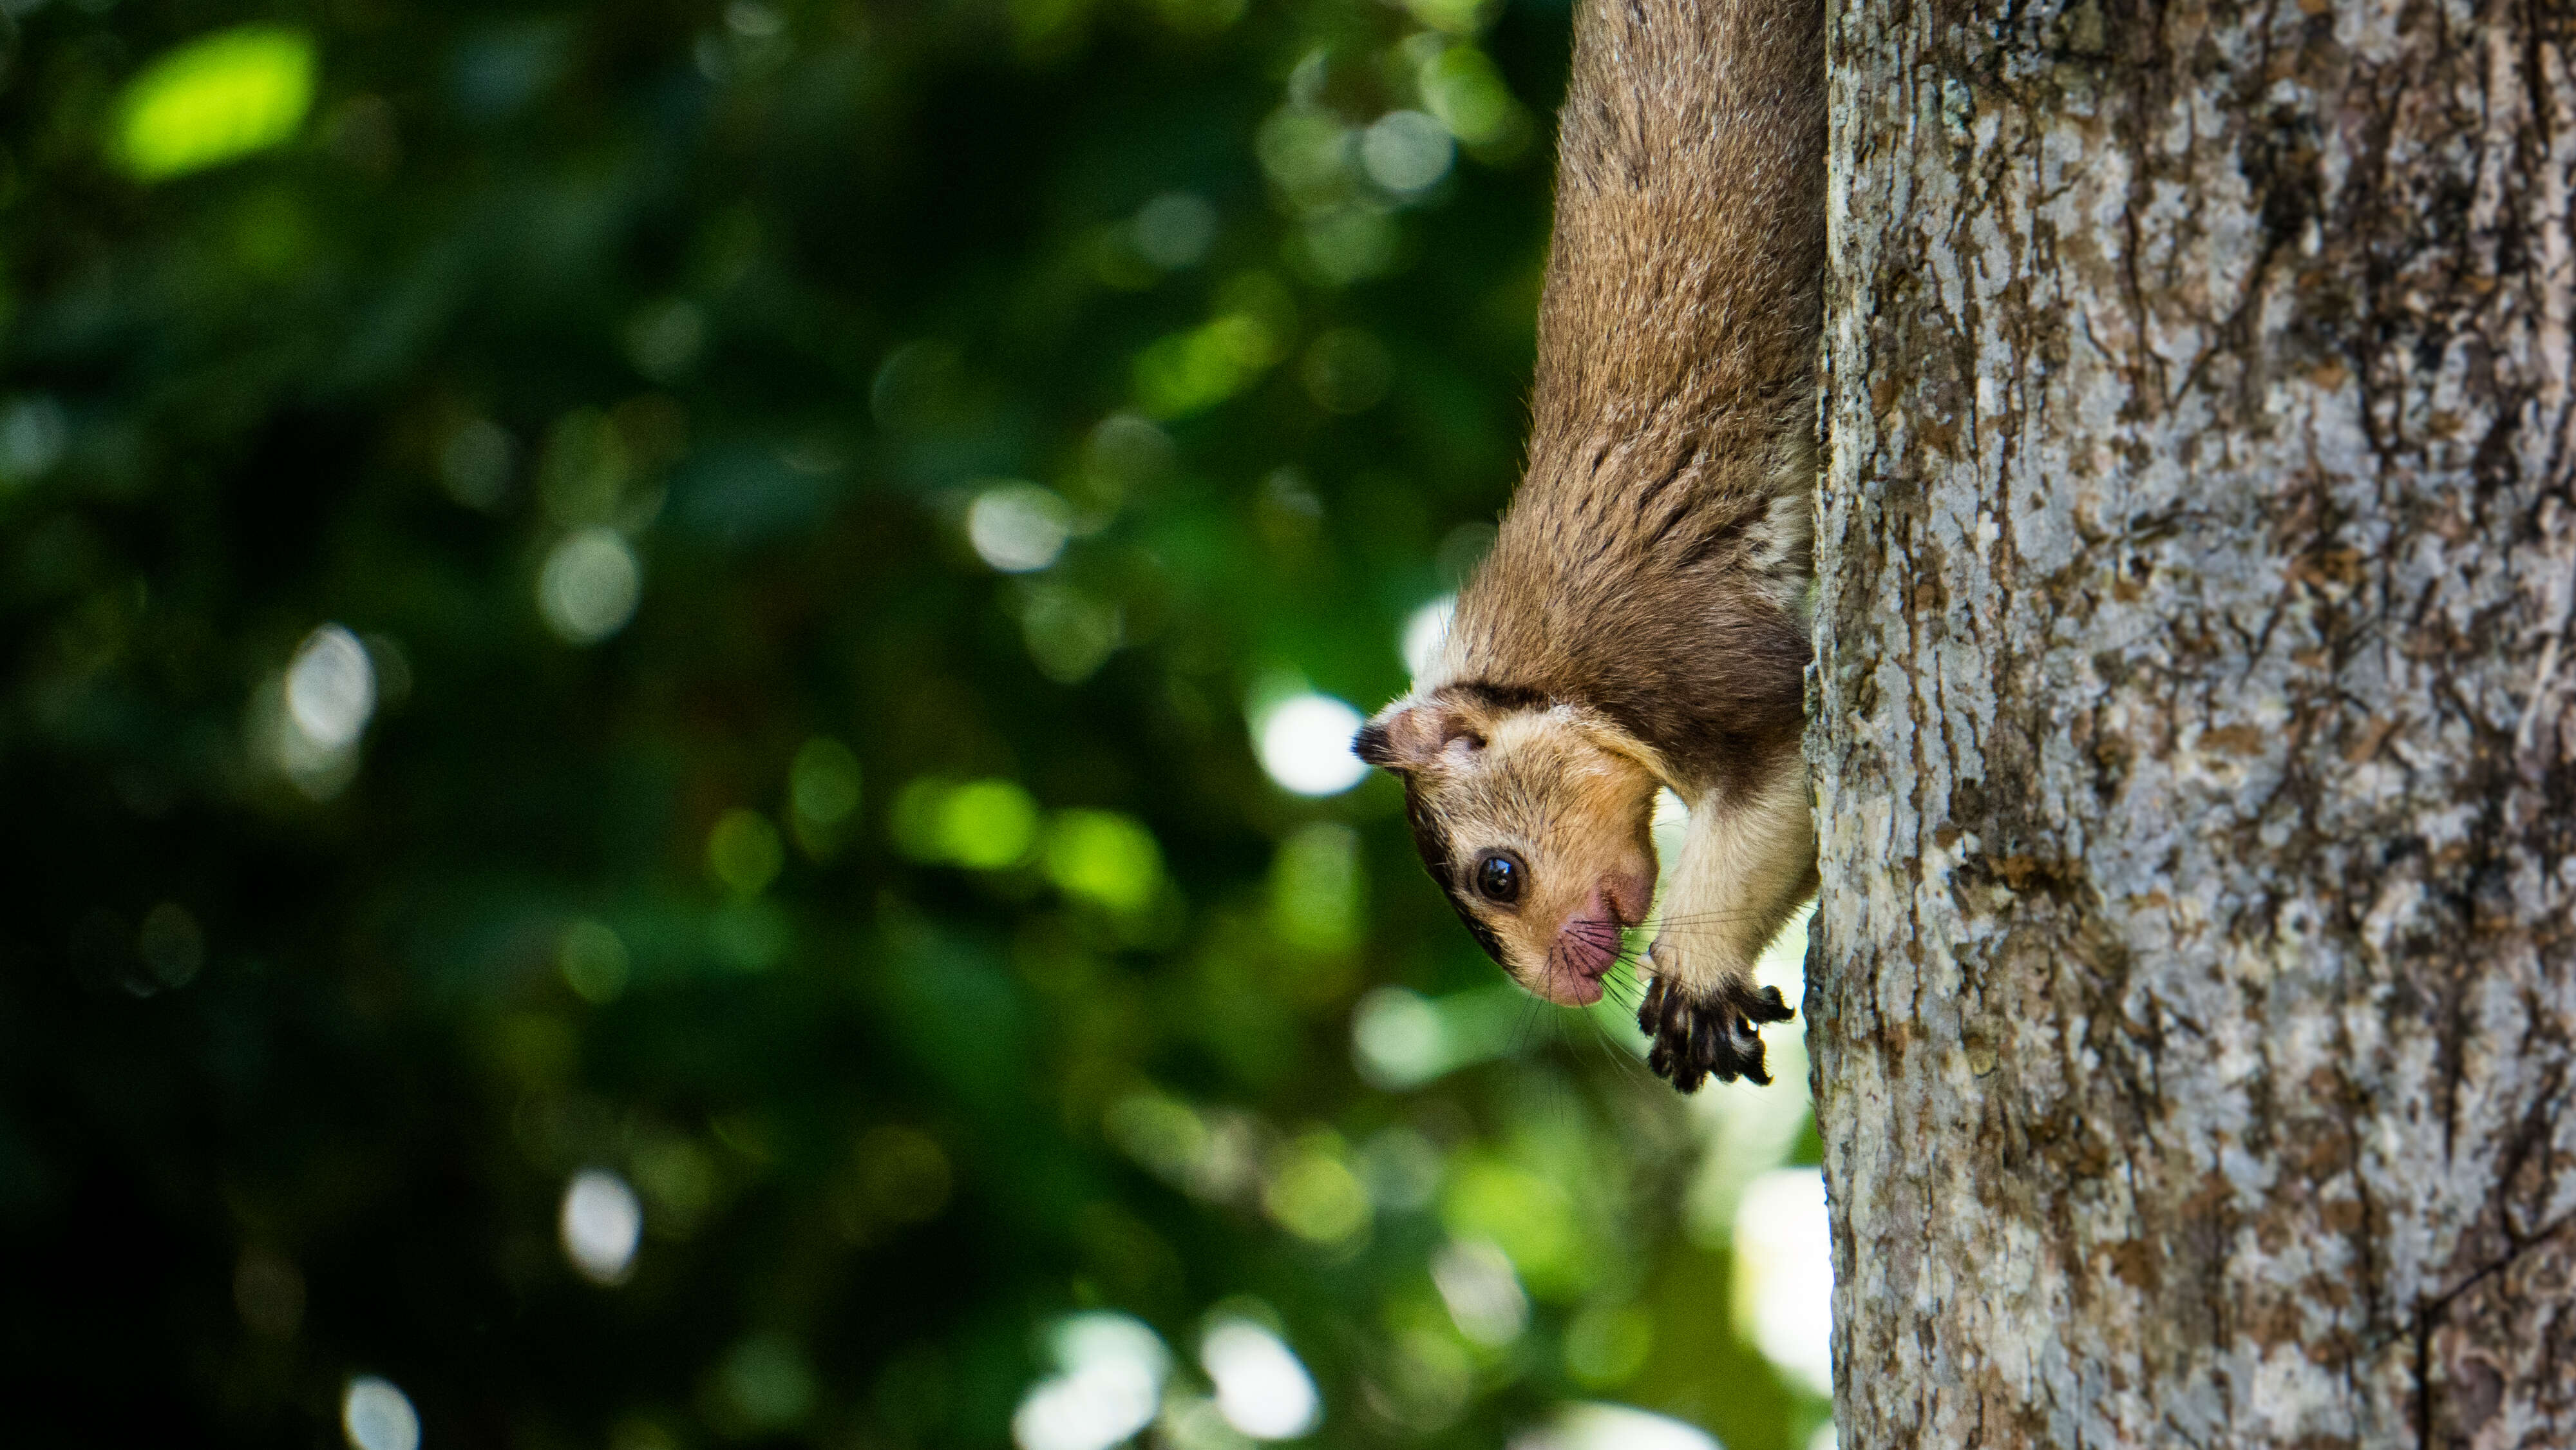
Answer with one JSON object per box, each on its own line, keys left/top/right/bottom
{"left": 1810, "top": 0, "right": 2576, "bottom": 1444}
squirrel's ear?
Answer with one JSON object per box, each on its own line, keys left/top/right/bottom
{"left": 1354, "top": 700, "right": 1479, "bottom": 772}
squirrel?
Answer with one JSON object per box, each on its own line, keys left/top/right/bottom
{"left": 1355, "top": 0, "right": 1824, "bottom": 1092}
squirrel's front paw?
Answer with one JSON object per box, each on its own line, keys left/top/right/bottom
{"left": 1638, "top": 973, "right": 1795, "bottom": 1092}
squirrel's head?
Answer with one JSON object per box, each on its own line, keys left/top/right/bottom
{"left": 1355, "top": 685, "right": 1663, "bottom": 1006}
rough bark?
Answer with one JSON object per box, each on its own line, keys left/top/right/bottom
{"left": 1809, "top": 0, "right": 2576, "bottom": 1445}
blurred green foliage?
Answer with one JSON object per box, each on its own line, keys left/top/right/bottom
{"left": 0, "top": 1, "right": 1826, "bottom": 1447}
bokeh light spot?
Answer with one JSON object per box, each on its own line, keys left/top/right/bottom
{"left": 1354, "top": 984, "right": 1528, "bottom": 1089}
{"left": 1401, "top": 0, "right": 1497, "bottom": 36}
{"left": 1255, "top": 107, "right": 1351, "bottom": 194}
{"left": 1359, "top": 1125, "right": 1444, "bottom": 1213}
{"left": 341, "top": 1375, "right": 421, "bottom": 1450}
{"left": 1419, "top": 44, "right": 1524, "bottom": 148}
{"left": 1360, "top": 109, "right": 1455, "bottom": 193}
{"left": 706, "top": 809, "right": 786, "bottom": 896}
{"left": 969, "top": 482, "right": 1074, "bottom": 572}
{"left": 1012, "top": 1313, "right": 1170, "bottom": 1450}
{"left": 1270, "top": 823, "right": 1361, "bottom": 953}
{"left": 1133, "top": 314, "right": 1280, "bottom": 419}
{"left": 725, "top": 1, "right": 786, "bottom": 38}
{"left": 1297, "top": 210, "right": 1398, "bottom": 285}
{"left": 1105, "top": 1092, "right": 1217, "bottom": 1195}
{"left": 1734, "top": 1167, "right": 1835, "bottom": 1394}
{"left": 557, "top": 919, "right": 630, "bottom": 1004}
{"left": 790, "top": 737, "right": 863, "bottom": 828}
{"left": 1263, "top": 1144, "right": 1370, "bottom": 1246}
{"left": 116, "top": 26, "right": 316, "bottom": 180}
{"left": 1401, "top": 595, "right": 1456, "bottom": 680}
{"left": 560, "top": 1169, "right": 643, "bottom": 1284}
{"left": 1564, "top": 1304, "right": 1654, "bottom": 1387}
{"left": 1019, "top": 583, "right": 1124, "bottom": 684}
{"left": 1081, "top": 412, "right": 1174, "bottom": 504}
{"left": 538, "top": 527, "right": 643, "bottom": 644}
{"left": 1444, "top": 1159, "right": 1578, "bottom": 1297}
{"left": 438, "top": 417, "right": 515, "bottom": 510}
{"left": 719, "top": 1335, "right": 815, "bottom": 1431}
{"left": 1043, "top": 810, "right": 1163, "bottom": 914}
{"left": 256, "top": 672, "right": 356, "bottom": 799}
{"left": 1200, "top": 1319, "right": 1320, "bottom": 1440}
{"left": 1431, "top": 1237, "right": 1529, "bottom": 1346}
{"left": 625, "top": 298, "right": 705, "bottom": 381}
{"left": 1517, "top": 1402, "right": 1721, "bottom": 1450}
{"left": 537, "top": 410, "right": 632, "bottom": 527}
{"left": 630, "top": 1134, "right": 718, "bottom": 1239}
{"left": 1352, "top": 986, "right": 1444, "bottom": 1089}
{"left": 1133, "top": 191, "right": 1218, "bottom": 269}
{"left": 940, "top": 779, "right": 1041, "bottom": 869}
{"left": 287, "top": 624, "right": 377, "bottom": 751}
{"left": 0, "top": 395, "right": 68, "bottom": 486}
{"left": 1254, "top": 693, "right": 1368, "bottom": 796}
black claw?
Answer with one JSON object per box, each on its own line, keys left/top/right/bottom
{"left": 1634, "top": 973, "right": 1794, "bottom": 1093}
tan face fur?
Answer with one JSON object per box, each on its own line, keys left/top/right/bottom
{"left": 1356, "top": 691, "right": 1662, "bottom": 1007}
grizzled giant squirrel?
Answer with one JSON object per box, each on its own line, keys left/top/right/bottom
{"left": 1356, "top": 0, "right": 1824, "bottom": 1092}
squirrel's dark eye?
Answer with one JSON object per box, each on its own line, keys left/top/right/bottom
{"left": 1473, "top": 852, "right": 1524, "bottom": 904}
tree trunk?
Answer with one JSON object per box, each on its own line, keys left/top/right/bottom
{"left": 1808, "top": 0, "right": 2576, "bottom": 1444}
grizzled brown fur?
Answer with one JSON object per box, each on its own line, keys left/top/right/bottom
{"left": 1450, "top": 0, "right": 1824, "bottom": 792}
{"left": 1361, "top": 0, "right": 1824, "bottom": 1092}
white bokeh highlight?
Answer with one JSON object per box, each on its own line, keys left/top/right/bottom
{"left": 1734, "top": 1166, "right": 1835, "bottom": 1394}
{"left": 1255, "top": 692, "right": 1368, "bottom": 796}
{"left": 1360, "top": 109, "right": 1455, "bottom": 194}
{"left": 1352, "top": 985, "right": 1446, "bottom": 1089}
{"left": 1508, "top": 1402, "right": 1720, "bottom": 1450}
{"left": 1432, "top": 1237, "right": 1529, "bottom": 1346}
{"left": 1400, "top": 594, "right": 1454, "bottom": 681}
{"left": 969, "top": 483, "right": 1074, "bottom": 573}
{"left": 341, "top": 1376, "right": 421, "bottom": 1450}
{"left": 1012, "top": 1312, "right": 1170, "bottom": 1450}
{"left": 287, "top": 625, "right": 376, "bottom": 750}
{"left": 559, "top": 1169, "right": 643, "bottom": 1285}
{"left": 1200, "top": 1319, "right": 1320, "bottom": 1440}
{"left": 539, "top": 527, "right": 643, "bottom": 644}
